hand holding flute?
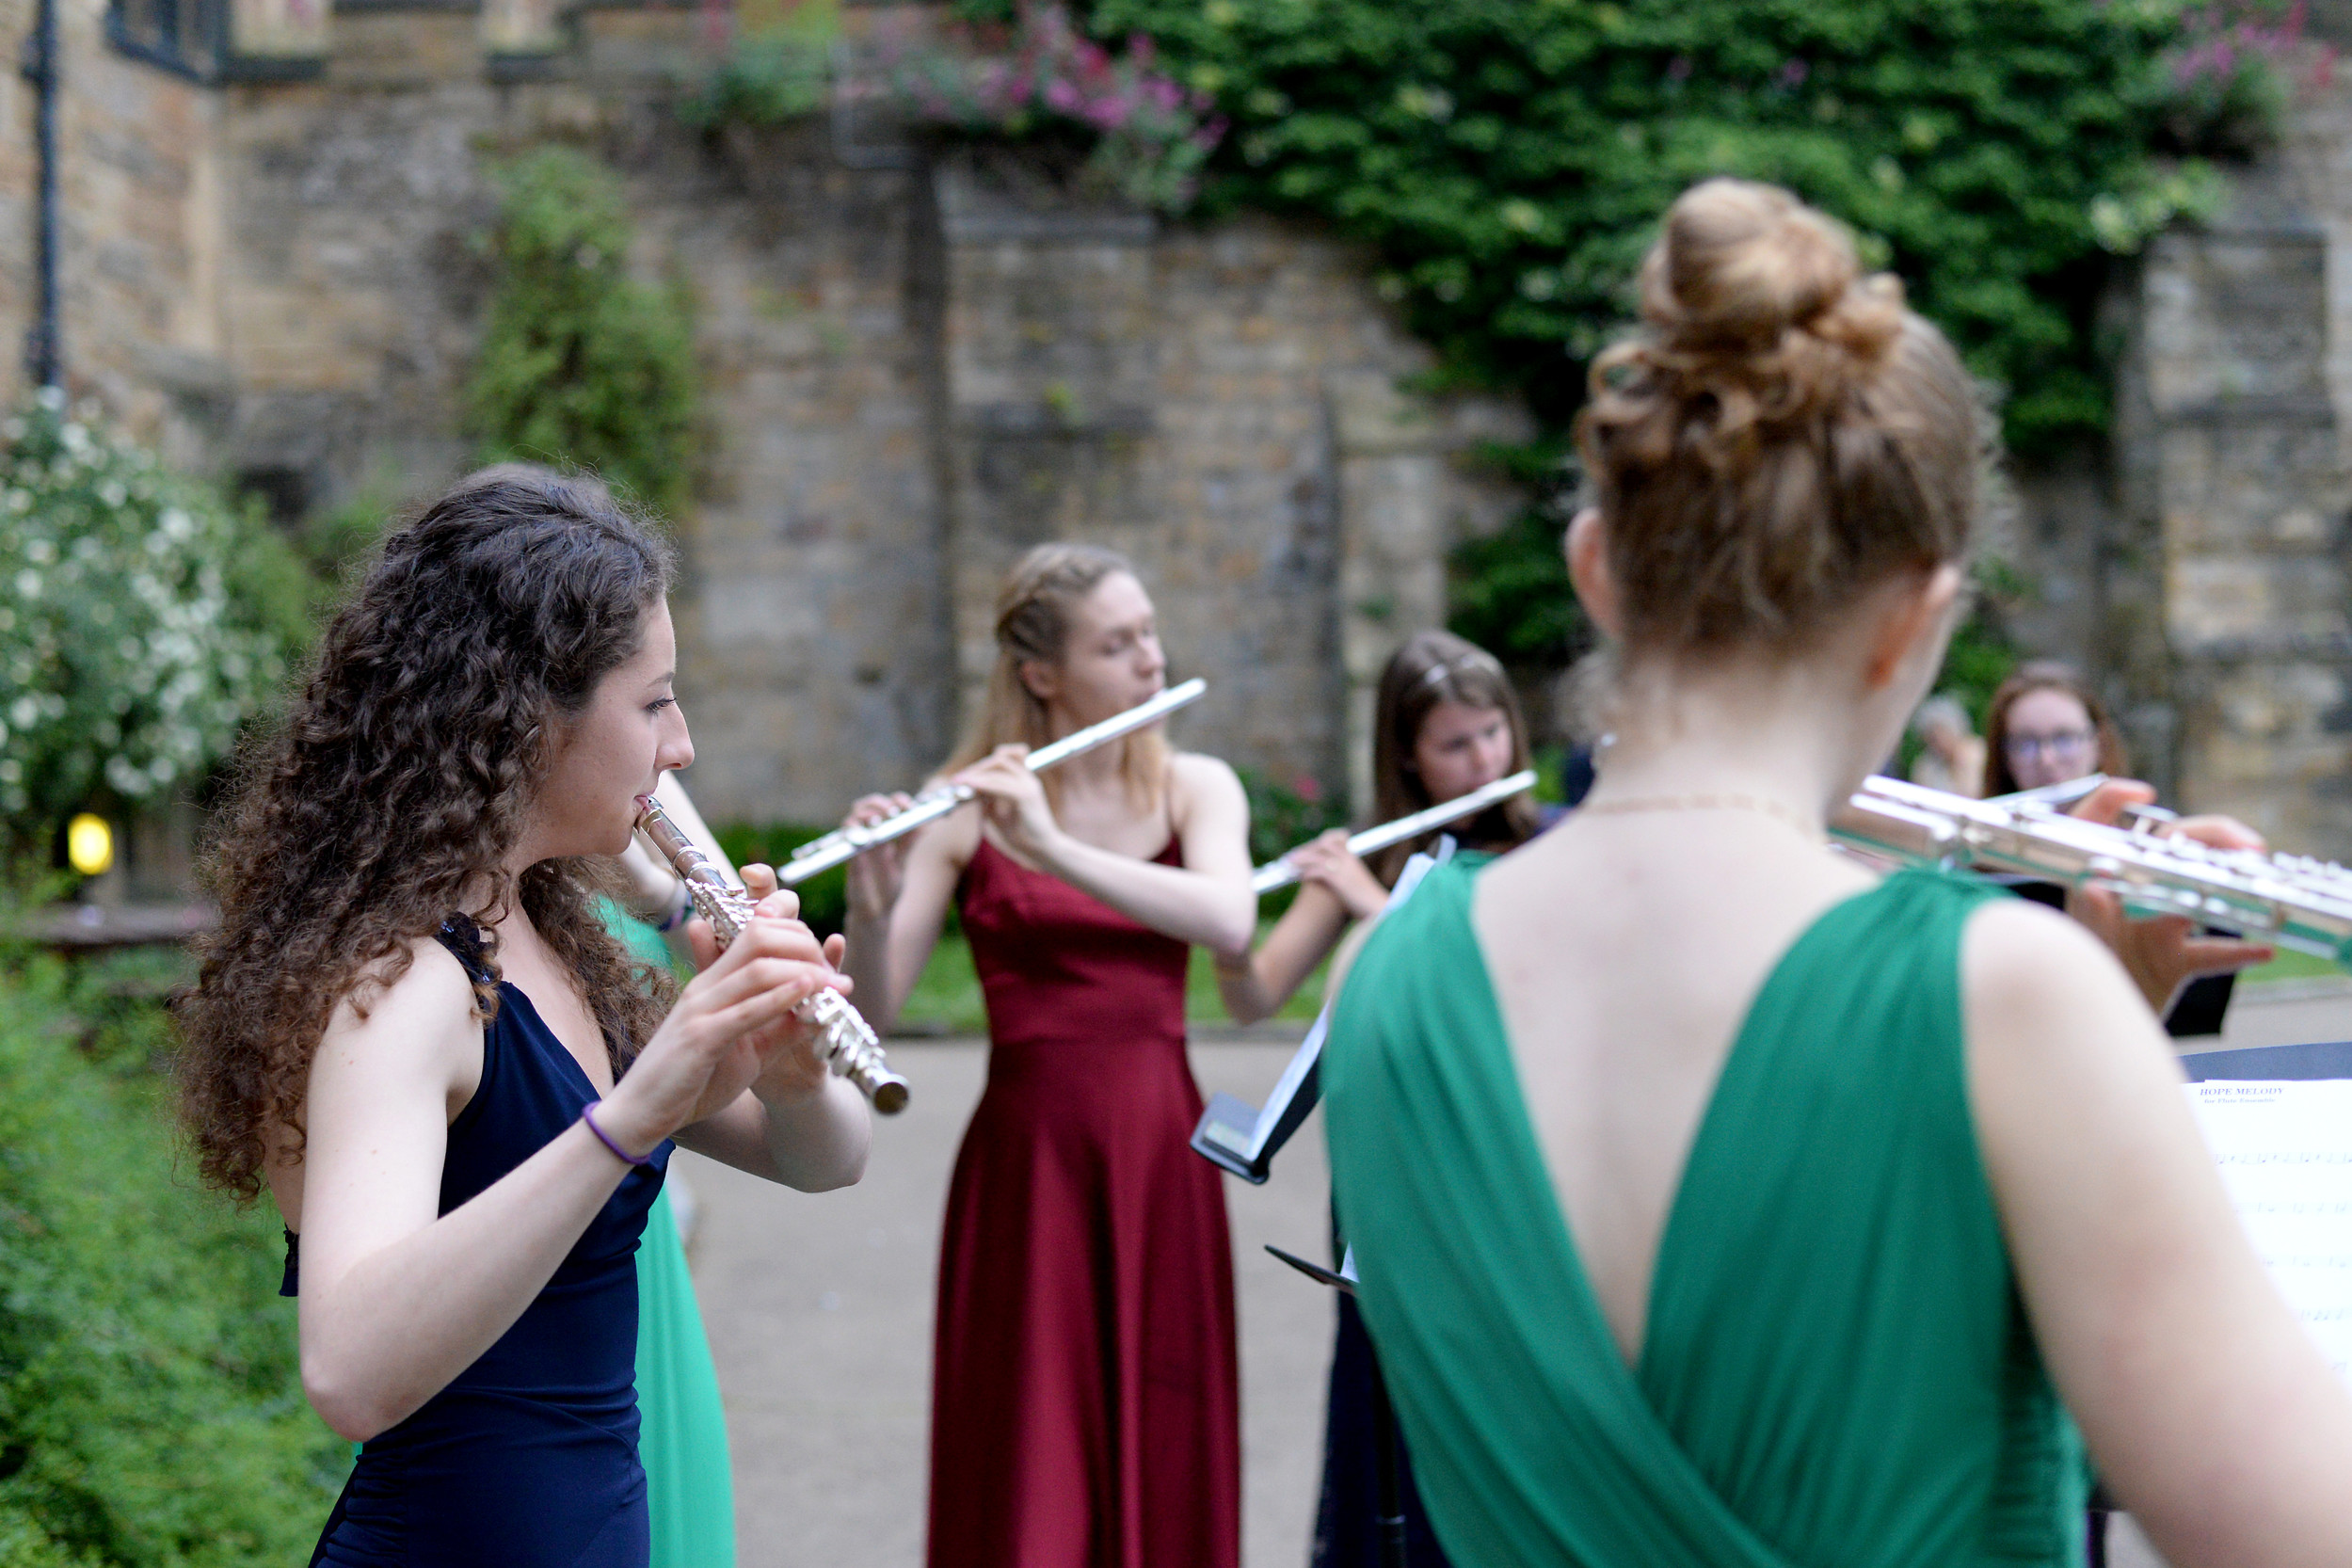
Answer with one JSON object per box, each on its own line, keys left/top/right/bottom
{"left": 636, "top": 793, "right": 910, "bottom": 1114}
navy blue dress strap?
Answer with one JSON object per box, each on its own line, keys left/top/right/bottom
{"left": 280, "top": 920, "right": 503, "bottom": 1300}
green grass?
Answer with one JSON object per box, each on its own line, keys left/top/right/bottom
{"left": 2238, "top": 948, "right": 2347, "bottom": 986}
{"left": 894, "top": 922, "right": 1329, "bottom": 1034}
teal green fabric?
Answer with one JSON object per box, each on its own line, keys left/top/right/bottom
{"left": 597, "top": 897, "right": 736, "bottom": 1568}
{"left": 637, "top": 1186, "right": 736, "bottom": 1568}
{"left": 1322, "top": 860, "right": 2085, "bottom": 1568}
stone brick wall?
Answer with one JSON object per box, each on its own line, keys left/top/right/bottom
{"left": 2005, "top": 75, "right": 2352, "bottom": 856}
{"left": 0, "top": 0, "right": 230, "bottom": 468}
{"left": 0, "top": 4, "right": 1528, "bottom": 834}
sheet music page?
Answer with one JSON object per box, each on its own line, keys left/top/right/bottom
{"left": 2186, "top": 1080, "right": 2352, "bottom": 1380}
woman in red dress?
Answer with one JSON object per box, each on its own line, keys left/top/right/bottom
{"left": 840, "top": 543, "right": 1256, "bottom": 1568}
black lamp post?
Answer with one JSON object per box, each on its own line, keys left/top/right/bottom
{"left": 20, "top": 0, "right": 60, "bottom": 389}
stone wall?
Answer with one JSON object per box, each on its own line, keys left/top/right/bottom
{"left": 0, "top": 0, "right": 230, "bottom": 470}
{"left": 0, "top": 4, "right": 1527, "bottom": 832}
{"left": 2008, "top": 68, "right": 2352, "bottom": 856}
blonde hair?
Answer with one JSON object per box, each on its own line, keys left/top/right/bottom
{"left": 1368, "top": 631, "right": 1540, "bottom": 884}
{"left": 946, "top": 542, "right": 1166, "bottom": 810}
{"left": 1575, "top": 179, "right": 1979, "bottom": 657}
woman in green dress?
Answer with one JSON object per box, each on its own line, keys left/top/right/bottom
{"left": 1320, "top": 178, "right": 2352, "bottom": 1568}
{"left": 613, "top": 775, "right": 744, "bottom": 1568}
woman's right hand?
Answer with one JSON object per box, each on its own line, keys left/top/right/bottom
{"left": 2063, "top": 778, "right": 2275, "bottom": 1015}
{"left": 842, "top": 792, "right": 915, "bottom": 921}
{"left": 596, "top": 906, "right": 843, "bottom": 1152}
{"left": 1288, "top": 830, "right": 1388, "bottom": 921}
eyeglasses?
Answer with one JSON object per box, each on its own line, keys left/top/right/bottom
{"left": 2004, "top": 728, "right": 2096, "bottom": 763}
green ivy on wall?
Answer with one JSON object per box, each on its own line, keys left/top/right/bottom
{"left": 1058, "top": 0, "right": 2239, "bottom": 448}
{"left": 463, "top": 148, "right": 699, "bottom": 515}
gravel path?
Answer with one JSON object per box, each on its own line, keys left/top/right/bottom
{"left": 682, "top": 1037, "right": 1336, "bottom": 1568}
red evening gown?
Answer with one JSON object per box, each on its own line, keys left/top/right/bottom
{"left": 927, "top": 836, "right": 1241, "bottom": 1568}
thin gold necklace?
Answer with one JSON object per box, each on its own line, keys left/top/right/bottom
{"left": 1578, "top": 792, "right": 1823, "bottom": 842}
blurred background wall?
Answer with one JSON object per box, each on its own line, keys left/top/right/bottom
{"left": 0, "top": 0, "right": 1528, "bottom": 836}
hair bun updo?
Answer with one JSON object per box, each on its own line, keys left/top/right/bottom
{"left": 1639, "top": 178, "right": 1906, "bottom": 429}
{"left": 1577, "top": 178, "right": 1978, "bottom": 657}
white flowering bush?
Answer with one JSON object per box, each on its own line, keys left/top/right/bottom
{"left": 0, "top": 389, "right": 309, "bottom": 828}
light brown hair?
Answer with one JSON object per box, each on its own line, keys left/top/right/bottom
{"left": 1575, "top": 179, "right": 1980, "bottom": 658}
{"left": 946, "top": 542, "right": 1166, "bottom": 810}
{"left": 1368, "top": 630, "right": 1542, "bottom": 885}
{"left": 1980, "top": 661, "right": 2128, "bottom": 797}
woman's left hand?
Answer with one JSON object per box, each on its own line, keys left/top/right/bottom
{"left": 1287, "top": 830, "right": 1388, "bottom": 922}
{"left": 727, "top": 865, "right": 851, "bottom": 1106}
{"left": 953, "top": 745, "right": 1062, "bottom": 862}
{"left": 2063, "top": 779, "right": 2275, "bottom": 1016}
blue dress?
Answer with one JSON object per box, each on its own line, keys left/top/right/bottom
{"left": 286, "top": 921, "right": 672, "bottom": 1568}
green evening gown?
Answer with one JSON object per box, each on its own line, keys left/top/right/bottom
{"left": 1322, "top": 859, "right": 2087, "bottom": 1568}
{"left": 608, "top": 901, "right": 739, "bottom": 1568}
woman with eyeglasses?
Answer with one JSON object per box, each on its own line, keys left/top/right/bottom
{"left": 1976, "top": 662, "right": 2268, "bottom": 1041}
{"left": 1980, "top": 663, "right": 2128, "bottom": 796}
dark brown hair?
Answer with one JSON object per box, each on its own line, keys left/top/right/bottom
{"left": 1575, "top": 179, "right": 1980, "bottom": 657}
{"left": 177, "top": 474, "right": 678, "bottom": 1201}
{"left": 1980, "top": 661, "right": 2128, "bottom": 797}
{"left": 945, "top": 542, "right": 1166, "bottom": 810}
{"left": 1369, "top": 631, "right": 1541, "bottom": 885}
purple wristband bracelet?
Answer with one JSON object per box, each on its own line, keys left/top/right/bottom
{"left": 581, "top": 1100, "right": 654, "bottom": 1168}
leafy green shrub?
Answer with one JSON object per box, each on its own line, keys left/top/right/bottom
{"left": 0, "top": 392, "right": 309, "bottom": 840}
{"left": 0, "top": 954, "right": 345, "bottom": 1565}
{"left": 958, "top": 0, "right": 2280, "bottom": 451}
{"left": 712, "top": 823, "right": 850, "bottom": 936}
{"left": 464, "top": 148, "right": 699, "bottom": 515}
{"left": 1448, "top": 508, "right": 1584, "bottom": 680}
{"left": 1237, "top": 764, "right": 1346, "bottom": 866}
{"left": 680, "top": 35, "right": 834, "bottom": 128}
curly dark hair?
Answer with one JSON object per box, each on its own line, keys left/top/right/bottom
{"left": 177, "top": 475, "right": 680, "bottom": 1201}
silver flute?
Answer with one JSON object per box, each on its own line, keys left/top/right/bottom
{"left": 1251, "top": 769, "right": 1541, "bottom": 894}
{"left": 780, "top": 678, "right": 1208, "bottom": 886}
{"left": 1832, "top": 774, "right": 2352, "bottom": 968}
{"left": 634, "top": 793, "right": 911, "bottom": 1114}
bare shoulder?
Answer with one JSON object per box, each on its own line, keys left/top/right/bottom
{"left": 1168, "top": 751, "right": 1246, "bottom": 815}
{"left": 323, "top": 936, "right": 483, "bottom": 1067}
{"left": 1959, "top": 893, "right": 2175, "bottom": 1133}
{"left": 1960, "top": 894, "right": 2145, "bottom": 1039}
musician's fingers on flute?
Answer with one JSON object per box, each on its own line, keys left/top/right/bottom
{"left": 2165, "top": 811, "right": 2267, "bottom": 854}
{"left": 2069, "top": 889, "right": 2272, "bottom": 1016}
{"left": 842, "top": 792, "right": 915, "bottom": 830}
{"left": 1288, "top": 831, "right": 1387, "bottom": 919}
{"left": 2062, "top": 776, "right": 2157, "bottom": 826}
{"left": 954, "top": 752, "right": 1052, "bottom": 822}
{"left": 738, "top": 862, "right": 804, "bottom": 922}
{"left": 2178, "top": 932, "right": 2276, "bottom": 975}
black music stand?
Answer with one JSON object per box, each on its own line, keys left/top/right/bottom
{"left": 1198, "top": 843, "right": 1457, "bottom": 1568}
{"left": 1191, "top": 841, "right": 1456, "bottom": 1183}
{"left": 1266, "top": 1247, "right": 1410, "bottom": 1568}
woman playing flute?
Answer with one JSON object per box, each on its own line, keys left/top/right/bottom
{"left": 1216, "top": 629, "right": 1545, "bottom": 1028}
{"left": 1222, "top": 629, "right": 1545, "bottom": 1568}
{"left": 1321, "top": 179, "right": 2352, "bottom": 1567}
{"left": 838, "top": 542, "right": 1256, "bottom": 1568}
{"left": 176, "top": 474, "right": 871, "bottom": 1567}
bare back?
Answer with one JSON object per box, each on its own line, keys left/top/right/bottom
{"left": 1474, "top": 812, "right": 1872, "bottom": 1367}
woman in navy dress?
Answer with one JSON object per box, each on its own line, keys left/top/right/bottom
{"left": 176, "top": 474, "right": 872, "bottom": 1567}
